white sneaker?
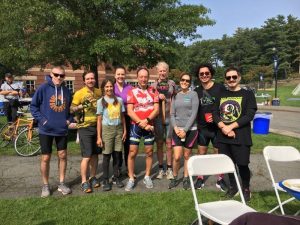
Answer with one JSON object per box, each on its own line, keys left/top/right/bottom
{"left": 156, "top": 169, "right": 165, "bottom": 179}
{"left": 143, "top": 176, "right": 154, "bottom": 189}
{"left": 166, "top": 168, "right": 174, "bottom": 180}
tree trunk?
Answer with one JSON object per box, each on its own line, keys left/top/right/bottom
{"left": 90, "top": 55, "right": 99, "bottom": 88}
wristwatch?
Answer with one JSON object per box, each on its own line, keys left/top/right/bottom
{"left": 146, "top": 117, "right": 151, "bottom": 123}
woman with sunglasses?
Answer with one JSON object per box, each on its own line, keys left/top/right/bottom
{"left": 96, "top": 79, "right": 127, "bottom": 191}
{"left": 168, "top": 73, "right": 199, "bottom": 190}
{"left": 212, "top": 67, "right": 257, "bottom": 202}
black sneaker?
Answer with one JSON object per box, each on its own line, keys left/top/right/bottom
{"left": 182, "top": 177, "right": 190, "bottom": 190}
{"left": 194, "top": 178, "right": 204, "bottom": 190}
{"left": 112, "top": 176, "right": 124, "bottom": 188}
{"left": 168, "top": 176, "right": 179, "bottom": 189}
{"left": 216, "top": 179, "right": 228, "bottom": 192}
{"left": 225, "top": 186, "right": 239, "bottom": 198}
{"left": 102, "top": 179, "right": 111, "bottom": 191}
{"left": 243, "top": 188, "right": 251, "bottom": 202}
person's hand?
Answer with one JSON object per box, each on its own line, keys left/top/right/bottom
{"left": 144, "top": 125, "right": 154, "bottom": 132}
{"left": 97, "top": 138, "right": 103, "bottom": 147}
{"left": 221, "top": 125, "right": 232, "bottom": 135}
{"left": 122, "top": 131, "right": 127, "bottom": 142}
{"left": 227, "top": 130, "right": 236, "bottom": 138}
{"left": 68, "top": 123, "right": 77, "bottom": 129}
{"left": 158, "top": 94, "right": 166, "bottom": 101}
{"left": 138, "top": 119, "right": 148, "bottom": 129}
{"left": 178, "top": 129, "right": 186, "bottom": 139}
{"left": 174, "top": 126, "right": 180, "bottom": 136}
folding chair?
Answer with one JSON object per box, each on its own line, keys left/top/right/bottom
{"left": 263, "top": 146, "right": 300, "bottom": 215}
{"left": 188, "top": 154, "right": 256, "bottom": 225}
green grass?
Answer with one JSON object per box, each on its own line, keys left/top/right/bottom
{"left": 0, "top": 190, "right": 298, "bottom": 225}
{"left": 257, "top": 83, "right": 300, "bottom": 107}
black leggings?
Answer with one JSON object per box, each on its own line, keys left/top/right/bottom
{"left": 229, "top": 164, "right": 251, "bottom": 189}
{"left": 103, "top": 151, "right": 122, "bottom": 180}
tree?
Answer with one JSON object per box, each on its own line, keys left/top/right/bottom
{"left": 0, "top": 0, "right": 214, "bottom": 86}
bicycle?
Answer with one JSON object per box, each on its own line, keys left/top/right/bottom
{"left": 0, "top": 117, "right": 40, "bottom": 156}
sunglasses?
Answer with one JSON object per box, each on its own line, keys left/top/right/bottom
{"left": 53, "top": 73, "right": 65, "bottom": 78}
{"left": 180, "top": 78, "right": 190, "bottom": 83}
{"left": 225, "top": 75, "right": 238, "bottom": 81}
{"left": 199, "top": 72, "right": 211, "bottom": 77}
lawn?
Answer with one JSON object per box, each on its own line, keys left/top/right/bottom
{"left": 256, "top": 83, "right": 300, "bottom": 107}
{"left": 0, "top": 190, "right": 298, "bottom": 225}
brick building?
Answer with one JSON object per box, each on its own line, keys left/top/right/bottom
{"left": 14, "top": 64, "right": 159, "bottom": 94}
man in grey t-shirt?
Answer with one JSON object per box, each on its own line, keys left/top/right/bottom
{"left": 0, "top": 73, "right": 23, "bottom": 122}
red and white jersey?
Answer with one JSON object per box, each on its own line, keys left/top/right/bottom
{"left": 127, "top": 86, "right": 159, "bottom": 124}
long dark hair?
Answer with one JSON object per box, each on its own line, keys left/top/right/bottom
{"left": 100, "top": 79, "right": 119, "bottom": 108}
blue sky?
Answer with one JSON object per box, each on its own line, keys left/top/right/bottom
{"left": 182, "top": 0, "right": 300, "bottom": 41}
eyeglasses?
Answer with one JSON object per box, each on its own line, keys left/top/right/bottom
{"left": 180, "top": 78, "right": 190, "bottom": 83}
{"left": 225, "top": 75, "right": 238, "bottom": 81}
{"left": 199, "top": 72, "right": 211, "bottom": 77}
{"left": 52, "top": 73, "right": 65, "bottom": 78}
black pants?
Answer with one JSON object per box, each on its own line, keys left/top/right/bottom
{"left": 4, "top": 101, "right": 18, "bottom": 122}
{"left": 228, "top": 165, "right": 251, "bottom": 189}
{"left": 117, "top": 114, "right": 131, "bottom": 169}
{"left": 103, "top": 151, "right": 122, "bottom": 180}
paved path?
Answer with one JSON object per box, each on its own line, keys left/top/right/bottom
{"left": 1, "top": 154, "right": 299, "bottom": 199}
{"left": 258, "top": 106, "right": 300, "bottom": 138}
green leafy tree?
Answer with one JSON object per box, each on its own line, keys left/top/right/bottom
{"left": 0, "top": 0, "right": 214, "bottom": 85}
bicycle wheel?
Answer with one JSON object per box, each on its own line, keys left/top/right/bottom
{"left": 0, "top": 122, "right": 13, "bottom": 148}
{"left": 14, "top": 127, "right": 40, "bottom": 156}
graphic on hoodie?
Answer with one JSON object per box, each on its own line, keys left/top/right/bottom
{"left": 50, "top": 95, "right": 66, "bottom": 112}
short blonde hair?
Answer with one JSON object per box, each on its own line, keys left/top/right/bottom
{"left": 156, "top": 61, "right": 169, "bottom": 71}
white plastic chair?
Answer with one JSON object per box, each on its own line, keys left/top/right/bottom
{"left": 263, "top": 146, "right": 300, "bottom": 215}
{"left": 188, "top": 154, "right": 256, "bottom": 225}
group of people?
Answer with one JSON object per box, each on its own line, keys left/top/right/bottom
{"left": 25, "top": 61, "right": 256, "bottom": 201}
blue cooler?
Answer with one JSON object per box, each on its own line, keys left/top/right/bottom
{"left": 253, "top": 112, "right": 272, "bottom": 134}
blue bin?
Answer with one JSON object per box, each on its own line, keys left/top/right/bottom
{"left": 253, "top": 112, "right": 272, "bottom": 134}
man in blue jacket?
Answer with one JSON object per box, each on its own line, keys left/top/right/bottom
{"left": 31, "top": 66, "right": 73, "bottom": 198}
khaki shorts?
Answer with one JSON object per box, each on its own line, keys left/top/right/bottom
{"left": 102, "top": 125, "right": 123, "bottom": 154}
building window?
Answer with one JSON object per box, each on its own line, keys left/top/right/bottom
{"left": 65, "top": 80, "right": 74, "bottom": 93}
{"left": 25, "top": 80, "right": 36, "bottom": 97}
{"left": 25, "top": 80, "right": 35, "bottom": 90}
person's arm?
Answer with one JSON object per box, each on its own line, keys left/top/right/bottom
{"left": 70, "top": 91, "right": 84, "bottom": 113}
{"left": 96, "top": 115, "right": 103, "bottom": 147}
{"left": 30, "top": 87, "right": 47, "bottom": 124}
{"left": 234, "top": 91, "right": 257, "bottom": 127}
{"left": 183, "top": 92, "right": 199, "bottom": 132}
{"left": 120, "top": 99, "right": 127, "bottom": 142}
{"left": 170, "top": 96, "right": 180, "bottom": 135}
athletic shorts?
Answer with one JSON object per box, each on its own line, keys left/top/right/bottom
{"left": 129, "top": 124, "right": 155, "bottom": 146}
{"left": 218, "top": 143, "right": 250, "bottom": 166}
{"left": 197, "top": 126, "right": 218, "bottom": 148}
{"left": 39, "top": 134, "right": 68, "bottom": 154}
{"left": 102, "top": 124, "right": 123, "bottom": 154}
{"left": 78, "top": 126, "right": 102, "bottom": 157}
{"left": 172, "top": 129, "right": 198, "bottom": 149}
{"left": 154, "top": 116, "right": 173, "bottom": 140}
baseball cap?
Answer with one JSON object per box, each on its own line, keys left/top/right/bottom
{"left": 5, "top": 73, "right": 13, "bottom": 78}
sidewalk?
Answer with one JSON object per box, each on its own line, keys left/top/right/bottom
{"left": 1, "top": 154, "right": 299, "bottom": 199}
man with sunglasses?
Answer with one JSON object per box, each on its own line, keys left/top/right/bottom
{"left": 194, "top": 63, "right": 228, "bottom": 192}
{"left": 212, "top": 67, "right": 257, "bottom": 201}
{"left": 31, "top": 66, "right": 73, "bottom": 198}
